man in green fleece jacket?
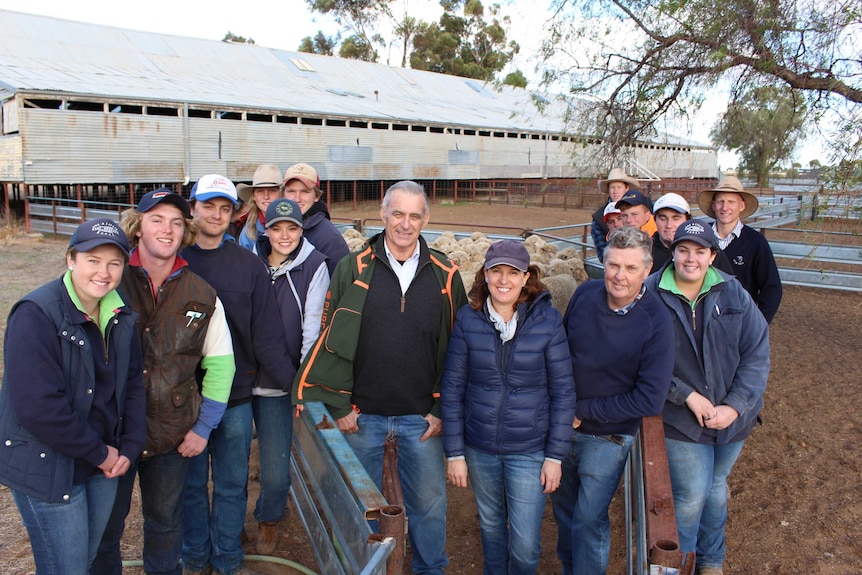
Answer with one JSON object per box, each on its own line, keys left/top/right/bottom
{"left": 294, "top": 181, "right": 466, "bottom": 575}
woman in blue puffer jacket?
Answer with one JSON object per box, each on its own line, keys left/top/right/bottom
{"left": 441, "top": 240, "right": 576, "bottom": 575}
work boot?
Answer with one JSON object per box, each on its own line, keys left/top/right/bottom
{"left": 256, "top": 521, "right": 279, "bottom": 555}
{"left": 697, "top": 568, "right": 723, "bottom": 575}
{"left": 182, "top": 566, "right": 213, "bottom": 575}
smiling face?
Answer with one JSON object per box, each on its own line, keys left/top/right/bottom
{"left": 655, "top": 209, "right": 689, "bottom": 246}
{"left": 380, "top": 189, "right": 429, "bottom": 261}
{"left": 251, "top": 186, "right": 281, "bottom": 214}
{"left": 191, "top": 198, "right": 233, "bottom": 245}
{"left": 712, "top": 191, "right": 746, "bottom": 226}
{"left": 603, "top": 246, "right": 650, "bottom": 309}
{"left": 265, "top": 221, "right": 303, "bottom": 264}
{"left": 67, "top": 244, "right": 125, "bottom": 310}
{"left": 672, "top": 240, "right": 717, "bottom": 288}
{"left": 136, "top": 203, "right": 187, "bottom": 262}
{"left": 283, "top": 180, "right": 319, "bottom": 214}
{"left": 485, "top": 264, "right": 528, "bottom": 316}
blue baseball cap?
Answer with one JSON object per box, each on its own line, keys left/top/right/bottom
{"left": 265, "top": 198, "right": 303, "bottom": 228}
{"left": 616, "top": 189, "right": 653, "bottom": 211}
{"left": 672, "top": 219, "right": 716, "bottom": 249}
{"left": 69, "top": 217, "right": 130, "bottom": 257}
{"left": 484, "top": 240, "right": 530, "bottom": 272}
{"left": 137, "top": 188, "right": 191, "bottom": 219}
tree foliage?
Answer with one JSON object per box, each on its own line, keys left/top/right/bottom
{"left": 541, "top": 0, "right": 862, "bottom": 164}
{"left": 298, "top": 31, "right": 338, "bottom": 56}
{"left": 338, "top": 34, "right": 383, "bottom": 62}
{"left": 305, "top": 0, "right": 392, "bottom": 61}
{"left": 503, "top": 69, "right": 527, "bottom": 88}
{"left": 222, "top": 31, "right": 255, "bottom": 45}
{"left": 410, "top": 0, "right": 520, "bottom": 81}
{"left": 710, "top": 86, "right": 807, "bottom": 186}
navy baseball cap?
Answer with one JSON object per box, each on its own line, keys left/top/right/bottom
{"left": 69, "top": 217, "right": 130, "bottom": 257}
{"left": 616, "top": 190, "right": 653, "bottom": 211}
{"left": 672, "top": 219, "right": 716, "bottom": 249}
{"left": 484, "top": 240, "right": 530, "bottom": 272}
{"left": 265, "top": 198, "right": 304, "bottom": 228}
{"left": 137, "top": 188, "right": 191, "bottom": 219}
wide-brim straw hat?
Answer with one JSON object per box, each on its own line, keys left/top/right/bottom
{"left": 598, "top": 167, "right": 640, "bottom": 194}
{"left": 236, "top": 164, "right": 283, "bottom": 202}
{"left": 697, "top": 175, "right": 759, "bottom": 219}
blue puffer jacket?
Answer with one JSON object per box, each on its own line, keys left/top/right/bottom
{"left": 441, "top": 291, "right": 576, "bottom": 461}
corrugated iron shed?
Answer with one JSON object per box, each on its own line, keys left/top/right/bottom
{"left": 0, "top": 9, "right": 578, "bottom": 134}
{"left": 0, "top": 10, "right": 719, "bottom": 151}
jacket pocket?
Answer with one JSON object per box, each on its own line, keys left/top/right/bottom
{"left": 0, "top": 427, "right": 56, "bottom": 484}
{"left": 172, "top": 379, "right": 199, "bottom": 409}
{"left": 324, "top": 307, "right": 362, "bottom": 361}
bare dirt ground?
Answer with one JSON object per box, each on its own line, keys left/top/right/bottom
{"left": 1, "top": 202, "right": 861, "bottom": 574}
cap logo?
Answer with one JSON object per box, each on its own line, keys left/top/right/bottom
{"left": 622, "top": 193, "right": 636, "bottom": 201}
{"left": 211, "top": 177, "right": 231, "bottom": 189}
{"left": 683, "top": 221, "right": 705, "bottom": 235}
{"left": 152, "top": 191, "right": 170, "bottom": 199}
{"left": 91, "top": 221, "right": 120, "bottom": 236}
{"left": 275, "top": 202, "right": 295, "bottom": 216}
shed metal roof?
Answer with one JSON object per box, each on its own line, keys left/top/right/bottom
{"left": 0, "top": 10, "right": 551, "bottom": 129}
{"left": 0, "top": 9, "right": 714, "bottom": 149}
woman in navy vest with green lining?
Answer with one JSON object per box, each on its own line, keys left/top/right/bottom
{"left": 0, "top": 218, "right": 146, "bottom": 574}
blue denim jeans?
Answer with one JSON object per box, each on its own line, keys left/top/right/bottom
{"left": 94, "top": 450, "right": 191, "bottom": 575}
{"left": 13, "top": 474, "right": 118, "bottom": 575}
{"left": 92, "top": 461, "right": 136, "bottom": 575}
{"left": 251, "top": 394, "right": 294, "bottom": 523}
{"left": 550, "top": 430, "right": 634, "bottom": 575}
{"left": 183, "top": 402, "right": 253, "bottom": 575}
{"left": 345, "top": 413, "right": 449, "bottom": 575}
{"left": 665, "top": 438, "right": 745, "bottom": 570}
{"left": 464, "top": 446, "right": 546, "bottom": 575}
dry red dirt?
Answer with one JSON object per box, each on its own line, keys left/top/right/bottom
{"left": 1, "top": 202, "right": 860, "bottom": 574}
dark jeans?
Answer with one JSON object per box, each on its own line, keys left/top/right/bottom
{"left": 92, "top": 450, "right": 191, "bottom": 575}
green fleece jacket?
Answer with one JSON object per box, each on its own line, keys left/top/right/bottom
{"left": 293, "top": 233, "right": 467, "bottom": 419}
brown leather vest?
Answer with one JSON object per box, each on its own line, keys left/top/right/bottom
{"left": 121, "top": 265, "right": 216, "bottom": 457}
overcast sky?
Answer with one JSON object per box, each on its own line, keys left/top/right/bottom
{"left": 0, "top": 0, "right": 828, "bottom": 169}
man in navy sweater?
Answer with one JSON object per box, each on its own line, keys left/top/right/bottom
{"left": 697, "top": 175, "right": 782, "bottom": 323}
{"left": 181, "top": 175, "right": 294, "bottom": 575}
{"left": 551, "top": 226, "right": 674, "bottom": 575}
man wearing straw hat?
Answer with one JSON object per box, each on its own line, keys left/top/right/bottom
{"left": 590, "top": 168, "right": 640, "bottom": 263}
{"left": 697, "top": 175, "right": 782, "bottom": 323}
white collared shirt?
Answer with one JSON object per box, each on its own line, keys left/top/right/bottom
{"left": 713, "top": 219, "right": 744, "bottom": 251}
{"left": 383, "top": 238, "right": 421, "bottom": 294}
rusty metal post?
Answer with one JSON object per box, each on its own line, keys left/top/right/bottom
{"left": 23, "top": 183, "right": 30, "bottom": 231}
{"left": 77, "top": 183, "right": 84, "bottom": 221}
{"left": 381, "top": 438, "right": 406, "bottom": 574}
{"left": 640, "top": 415, "right": 695, "bottom": 573}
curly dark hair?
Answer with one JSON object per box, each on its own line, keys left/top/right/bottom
{"left": 468, "top": 264, "right": 546, "bottom": 311}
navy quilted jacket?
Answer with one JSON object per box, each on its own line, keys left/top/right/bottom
{"left": 441, "top": 291, "right": 576, "bottom": 461}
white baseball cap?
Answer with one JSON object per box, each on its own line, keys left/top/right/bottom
{"left": 652, "top": 192, "right": 690, "bottom": 215}
{"left": 190, "top": 174, "right": 238, "bottom": 206}
{"left": 602, "top": 201, "right": 622, "bottom": 221}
